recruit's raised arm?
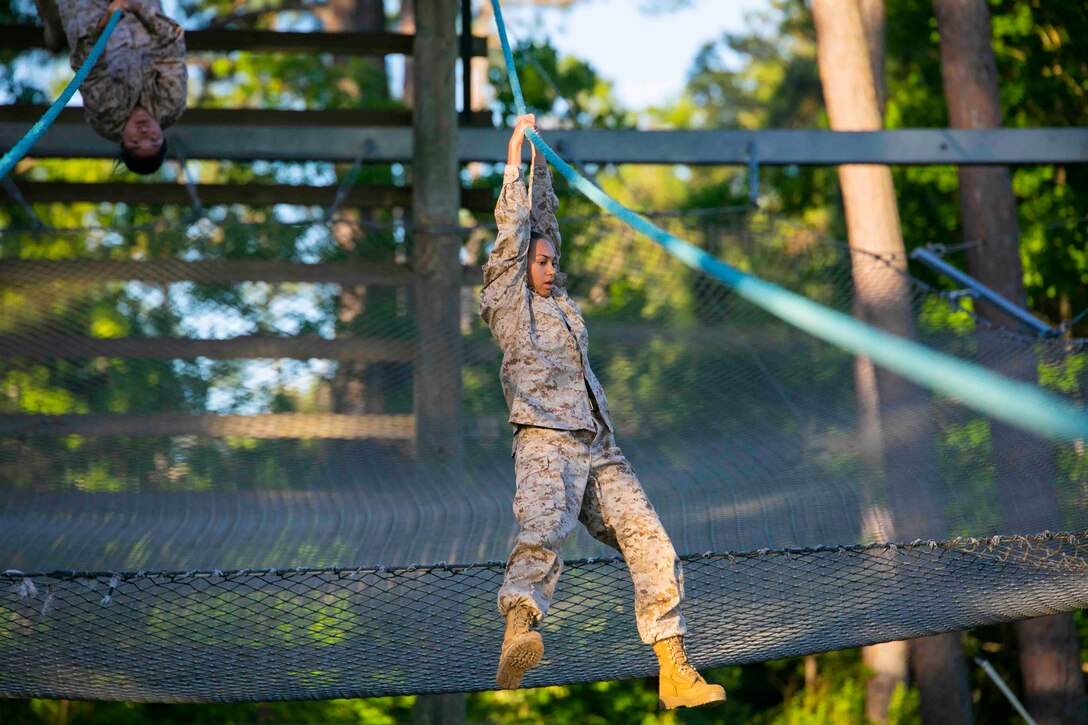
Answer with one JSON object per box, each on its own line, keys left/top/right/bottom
{"left": 481, "top": 114, "right": 536, "bottom": 326}
{"left": 529, "top": 146, "right": 562, "bottom": 265}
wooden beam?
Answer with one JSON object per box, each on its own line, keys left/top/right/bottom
{"left": 0, "top": 105, "right": 492, "bottom": 130}
{"left": 0, "top": 335, "right": 497, "bottom": 363}
{"left": 3, "top": 114, "right": 1083, "bottom": 164}
{"left": 6, "top": 181, "right": 493, "bottom": 211}
{"left": 0, "top": 259, "right": 410, "bottom": 286}
{"left": 460, "top": 128, "right": 1088, "bottom": 166}
{"left": 0, "top": 413, "right": 415, "bottom": 439}
{"left": 0, "top": 26, "right": 489, "bottom": 57}
{"left": 0, "top": 259, "right": 484, "bottom": 287}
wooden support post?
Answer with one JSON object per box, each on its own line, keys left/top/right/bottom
{"left": 412, "top": 0, "right": 463, "bottom": 467}
{"left": 411, "top": 10, "right": 470, "bottom": 723}
{"left": 460, "top": 0, "right": 473, "bottom": 124}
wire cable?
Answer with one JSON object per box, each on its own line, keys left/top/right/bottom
{"left": 172, "top": 138, "right": 204, "bottom": 219}
{"left": 1, "top": 177, "right": 46, "bottom": 230}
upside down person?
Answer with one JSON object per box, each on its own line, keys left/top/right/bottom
{"left": 480, "top": 114, "right": 726, "bottom": 710}
{"left": 34, "top": 0, "right": 186, "bottom": 174}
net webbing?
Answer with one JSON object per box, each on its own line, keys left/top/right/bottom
{"left": 4, "top": 534, "right": 1087, "bottom": 702}
{"left": 1, "top": 207, "right": 1086, "bottom": 701}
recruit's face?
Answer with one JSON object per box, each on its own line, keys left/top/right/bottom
{"left": 122, "top": 106, "right": 164, "bottom": 159}
{"left": 528, "top": 236, "right": 558, "bottom": 297}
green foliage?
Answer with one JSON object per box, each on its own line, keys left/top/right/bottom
{"left": 490, "top": 38, "right": 630, "bottom": 129}
{"left": 884, "top": 0, "right": 1088, "bottom": 328}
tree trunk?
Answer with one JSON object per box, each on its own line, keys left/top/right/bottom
{"left": 850, "top": 3, "right": 909, "bottom": 716}
{"left": 857, "top": 0, "right": 886, "bottom": 114}
{"left": 933, "top": 2, "right": 1087, "bottom": 722}
{"left": 863, "top": 640, "right": 909, "bottom": 723}
{"left": 811, "top": 2, "right": 974, "bottom": 723}
{"left": 411, "top": 693, "right": 468, "bottom": 725}
{"left": 912, "top": 633, "right": 975, "bottom": 725}
{"left": 1017, "top": 614, "right": 1088, "bottom": 725}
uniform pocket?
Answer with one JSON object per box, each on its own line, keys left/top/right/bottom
{"left": 532, "top": 312, "right": 571, "bottom": 355}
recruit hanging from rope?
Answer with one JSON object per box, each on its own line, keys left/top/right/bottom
{"left": 4, "top": 0, "right": 187, "bottom": 180}
{"left": 480, "top": 112, "right": 726, "bottom": 709}
{"left": 42, "top": 0, "right": 186, "bottom": 174}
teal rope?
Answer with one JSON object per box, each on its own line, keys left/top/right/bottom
{"left": 0, "top": 10, "right": 123, "bottom": 181}
{"left": 488, "top": 0, "right": 1088, "bottom": 442}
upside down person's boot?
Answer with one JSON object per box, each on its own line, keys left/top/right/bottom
{"left": 653, "top": 635, "right": 726, "bottom": 709}
{"left": 495, "top": 605, "right": 544, "bottom": 689}
{"left": 32, "top": 0, "right": 64, "bottom": 52}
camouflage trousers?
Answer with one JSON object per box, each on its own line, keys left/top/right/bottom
{"left": 58, "top": 0, "right": 163, "bottom": 47}
{"left": 498, "top": 420, "right": 686, "bottom": 644}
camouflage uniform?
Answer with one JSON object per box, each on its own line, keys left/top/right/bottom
{"left": 481, "top": 161, "right": 686, "bottom": 645}
{"left": 59, "top": 0, "right": 187, "bottom": 142}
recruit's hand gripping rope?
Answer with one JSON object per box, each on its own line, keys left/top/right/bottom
{"left": 488, "top": 0, "right": 1088, "bottom": 442}
{"left": 0, "top": 10, "right": 123, "bottom": 181}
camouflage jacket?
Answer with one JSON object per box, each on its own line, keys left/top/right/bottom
{"left": 480, "top": 162, "right": 613, "bottom": 433}
{"left": 62, "top": 0, "right": 187, "bottom": 142}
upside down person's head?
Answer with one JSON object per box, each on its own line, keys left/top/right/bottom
{"left": 120, "top": 106, "right": 167, "bottom": 175}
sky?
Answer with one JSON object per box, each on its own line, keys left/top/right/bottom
{"left": 501, "top": 0, "right": 768, "bottom": 110}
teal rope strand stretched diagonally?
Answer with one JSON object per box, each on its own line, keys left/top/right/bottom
{"left": 488, "top": 0, "right": 1088, "bottom": 442}
{"left": 0, "top": 10, "right": 123, "bottom": 181}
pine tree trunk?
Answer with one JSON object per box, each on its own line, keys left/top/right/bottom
{"left": 932, "top": 2, "right": 1087, "bottom": 722}
{"left": 811, "top": 2, "right": 974, "bottom": 723}
{"left": 857, "top": 0, "right": 886, "bottom": 111}
{"left": 411, "top": 693, "right": 468, "bottom": 725}
{"left": 912, "top": 633, "right": 975, "bottom": 725}
{"left": 863, "top": 641, "right": 909, "bottom": 723}
{"left": 850, "top": 4, "right": 910, "bottom": 719}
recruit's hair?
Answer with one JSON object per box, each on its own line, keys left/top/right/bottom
{"left": 119, "top": 137, "right": 169, "bottom": 175}
{"left": 529, "top": 229, "right": 554, "bottom": 249}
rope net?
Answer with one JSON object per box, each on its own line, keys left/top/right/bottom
{"left": 1, "top": 207, "right": 1086, "bottom": 701}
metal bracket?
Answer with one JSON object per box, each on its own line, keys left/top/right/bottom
{"left": 910, "top": 245, "right": 1058, "bottom": 337}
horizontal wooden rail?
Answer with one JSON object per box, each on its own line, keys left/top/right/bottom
{"left": 0, "top": 335, "right": 498, "bottom": 363}
{"left": 0, "top": 106, "right": 492, "bottom": 129}
{"left": 0, "top": 413, "right": 415, "bottom": 439}
{"left": 0, "top": 260, "right": 485, "bottom": 287}
{"left": 7, "top": 181, "right": 494, "bottom": 211}
{"left": 0, "top": 26, "right": 488, "bottom": 57}
{"left": 2, "top": 116, "right": 1082, "bottom": 164}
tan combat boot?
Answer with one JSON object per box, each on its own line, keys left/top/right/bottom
{"left": 495, "top": 605, "right": 544, "bottom": 689}
{"left": 653, "top": 636, "right": 726, "bottom": 710}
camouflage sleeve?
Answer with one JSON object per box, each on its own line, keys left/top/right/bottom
{"left": 129, "top": 2, "right": 185, "bottom": 53}
{"left": 133, "top": 3, "right": 188, "bottom": 129}
{"left": 529, "top": 159, "right": 562, "bottom": 260}
{"left": 68, "top": 27, "right": 101, "bottom": 76}
{"left": 480, "top": 164, "right": 530, "bottom": 328}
